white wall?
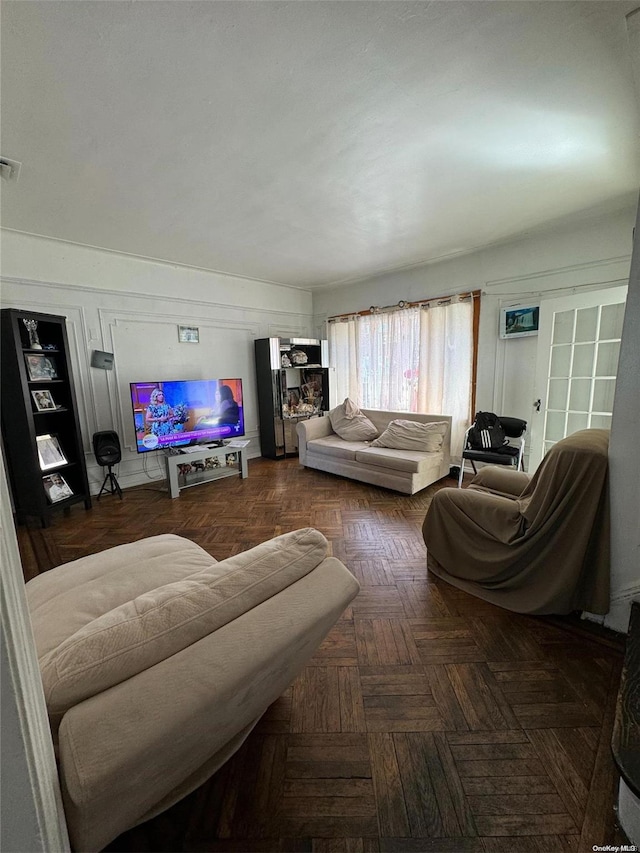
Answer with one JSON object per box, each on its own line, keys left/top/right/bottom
{"left": 313, "top": 207, "right": 635, "bottom": 468}
{"left": 608, "top": 198, "right": 640, "bottom": 633}
{"left": 313, "top": 205, "right": 638, "bottom": 631}
{"left": 1, "top": 449, "right": 70, "bottom": 852}
{"left": 0, "top": 231, "right": 314, "bottom": 492}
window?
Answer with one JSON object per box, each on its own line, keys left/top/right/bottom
{"left": 329, "top": 296, "right": 475, "bottom": 460}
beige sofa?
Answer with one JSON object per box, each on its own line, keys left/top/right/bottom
{"left": 26, "top": 528, "right": 359, "bottom": 852}
{"left": 297, "top": 409, "right": 452, "bottom": 494}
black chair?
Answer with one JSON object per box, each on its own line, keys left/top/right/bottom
{"left": 457, "top": 415, "right": 527, "bottom": 488}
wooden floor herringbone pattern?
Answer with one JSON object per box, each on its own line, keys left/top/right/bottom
{"left": 18, "top": 456, "right": 627, "bottom": 853}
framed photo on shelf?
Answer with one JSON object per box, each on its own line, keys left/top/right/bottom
{"left": 31, "top": 389, "right": 57, "bottom": 411}
{"left": 42, "top": 473, "right": 74, "bottom": 503}
{"left": 287, "top": 387, "right": 301, "bottom": 408}
{"left": 25, "top": 353, "right": 59, "bottom": 381}
{"left": 36, "top": 433, "right": 67, "bottom": 471}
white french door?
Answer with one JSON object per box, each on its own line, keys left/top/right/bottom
{"left": 529, "top": 285, "right": 627, "bottom": 472}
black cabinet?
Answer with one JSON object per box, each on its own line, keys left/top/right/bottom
{"left": 255, "top": 337, "right": 330, "bottom": 458}
{"left": 1, "top": 309, "right": 92, "bottom": 526}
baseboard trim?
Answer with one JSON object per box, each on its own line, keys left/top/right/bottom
{"left": 582, "top": 582, "right": 640, "bottom": 634}
{"left": 605, "top": 582, "right": 640, "bottom": 634}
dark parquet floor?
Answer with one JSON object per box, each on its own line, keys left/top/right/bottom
{"left": 18, "top": 457, "right": 628, "bottom": 853}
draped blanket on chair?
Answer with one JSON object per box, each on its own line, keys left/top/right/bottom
{"left": 422, "top": 429, "right": 610, "bottom": 615}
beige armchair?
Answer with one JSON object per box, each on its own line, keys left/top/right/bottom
{"left": 423, "top": 429, "right": 610, "bottom": 616}
{"left": 26, "top": 528, "right": 359, "bottom": 852}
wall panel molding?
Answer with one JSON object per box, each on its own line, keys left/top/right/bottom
{"left": 267, "top": 324, "right": 311, "bottom": 339}
{"left": 0, "top": 228, "right": 309, "bottom": 294}
{"left": 2, "top": 276, "right": 311, "bottom": 492}
{"left": 99, "top": 309, "right": 262, "bottom": 452}
{"left": 0, "top": 275, "right": 312, "bottom": 319}
{"left": 484, "top": 255, "right": 631, "bottom": 295}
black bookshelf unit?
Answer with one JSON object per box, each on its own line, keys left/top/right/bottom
{"left": 1, "top": 309, "right": 92, "bottom": 526}
{"left": 255, "top": 337, "right": 330, "bottom": 459}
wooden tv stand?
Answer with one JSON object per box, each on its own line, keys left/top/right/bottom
{"left": 165, "top": 444, "right": 248, "bottom": 498}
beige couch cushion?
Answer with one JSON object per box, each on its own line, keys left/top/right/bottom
{"left": 308, "top": 435, "right": 369, "bottom": 461}
{"left": 39, "top": 528, "right": 328, "bottom": 714}
{"left": 329, "top": 398, "right": 378, "bottom": 441}
{"left": 356, "top": 446, "right": 442, "bottom": 473}
{"left": 371, "top": 419, "right": 448, "bottom": 452}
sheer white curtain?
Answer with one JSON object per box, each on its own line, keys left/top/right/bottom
{"left": 329, "top": 319, "right": 358, "bottom": 406}
{"left": 329, "top": 298, "right": 473, "bottom": 462}
{"left": 358, "top": 309, "right": 421, "bottom": 410}
{"left": 416, "top": 301, "right": 472, "bottom": 462}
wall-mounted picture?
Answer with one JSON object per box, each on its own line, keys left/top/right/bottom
{"left": 42, "top": 472, "right": 74, "bottom": 503}
{"left": 25, "top": 353, "right": 59, "bottom": 380}
{"left": 499, "top": 303, "right": 540, "bottom": 339}
{"left": 31, "top": 389, "right": 57, "bottom": 411}
{"left": 36, "top": 433, "right": 67, "bottom": 471}
{"left": 178, "top": 325, "right": 199, "bottom": 343}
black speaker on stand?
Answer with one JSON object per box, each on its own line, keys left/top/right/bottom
{"left": 92, "top": 431, "right": 123, "bottom": 500}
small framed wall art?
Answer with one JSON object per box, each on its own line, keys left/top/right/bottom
{"left": 499, "top": 303, "right": 540, "bottom": 339}
{"left": 178, "top": 325, "right": 199, "bottom": 344}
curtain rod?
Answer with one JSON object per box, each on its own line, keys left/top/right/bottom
{"left": 327, "top": 290, "right": 481, "bottom": 321}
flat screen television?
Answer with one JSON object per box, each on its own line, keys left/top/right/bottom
{"left": 130, "top": 378, "right": 245, "bottom": 453}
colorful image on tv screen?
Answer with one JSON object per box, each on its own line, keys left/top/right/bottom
{"left": 130, "top": 378, "right": 244, "bottom": 453}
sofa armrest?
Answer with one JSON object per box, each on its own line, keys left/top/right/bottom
{"left": 57, "top": 556, "right": 359, "bottom": 852}
{"left": 423, "top": 487, "right": 524, "bottom": 553}
{"left": 297, "top": 416, "right": 333, "bottom": 464}
{"left": 38, "top": 529, "right": 329, "bottom": 716}
{"left": 469, "top": 466, "right": 530, "bottom": 498}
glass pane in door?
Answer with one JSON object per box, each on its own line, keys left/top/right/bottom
{"left": 548, "top": 378, "right": 568, "bottom": 409}
{"left": 550, "top": 345, "right": 572, "bottom": 377}
{"left": 575, "top": 307, "right": 598, "bottom": 342}
{"left": 596, "top": 341, "right": 621, "bottom": 376}
{"left": 591, "top": 414, "right": 612, "bottom": 429}
{"left": 545, "top": 411, "right": 566, "bottom": 442}
{"left": 569, "top": 379, "right": 591, "bottom": 411}
{"left": 542, "top": 301, "right": 624, "bottom": 453}
{"left": 572, "top": 344, "right": 595, "bottom": 376}
{"left": 592, "top": 379, "right": 616, "bottom": 412}
{"left": 552, "top": 310, "right": 574, "bottom": 344}
{"left": 600, "top": 303, "right": 625, "bottom": 339}
{"left": 567, "top": 413, "right": 589, "bottom": 434}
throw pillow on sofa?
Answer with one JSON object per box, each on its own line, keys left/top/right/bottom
{"left": 329, "top": 398, "right": 379, "bottom": 441}
{"left": 371, "top": 419, "right": 448, "bottom": 452}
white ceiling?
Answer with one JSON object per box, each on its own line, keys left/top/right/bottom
{"left": 1, "top": 1, "right": 639, "bottom": 290}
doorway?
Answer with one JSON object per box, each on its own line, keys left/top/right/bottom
{"left": 529, "top": 285, "right": 628, "bottom": 472}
